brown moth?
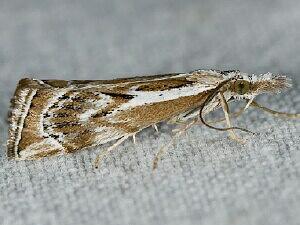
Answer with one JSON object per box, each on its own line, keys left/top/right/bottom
{"left": 7, "top": 70, "right": 299, "bottom": 168}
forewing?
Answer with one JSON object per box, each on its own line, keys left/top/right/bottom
{"left": 7, "top": 70, "right": 224, "bottom": 160}
{"left": 7, "top": 79, "right": 129, "bottom": 159}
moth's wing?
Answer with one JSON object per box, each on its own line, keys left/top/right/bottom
{"left": 41, "top": 70, "right": 226, "bottom": 87}
{"left": 96, "top": 70, "right": 226, "bottom": 130}
{"left": 7, "top": 79, "right": 129, "bottom": 160}
{"left": 8, "top": 71, "right": 225, "bottom": 160}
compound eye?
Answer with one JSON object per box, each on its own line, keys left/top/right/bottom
{"left": 235, "top": 80, "right": 250, "bottom": 95}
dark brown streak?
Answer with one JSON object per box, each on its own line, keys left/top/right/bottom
{"left": 92, "top": 111, "right": 111, "bottom": 118}
{"left": 41, "top": 73, "right": 184, "bottom": 87}
{"left": 135, "top": 80, "right": 193, "bottom": 92}
{"left": 53, "top": 122, "right": 80, "bottom": 128}
{"left": 101, "top": 92, "right": 135, "bottom": 99}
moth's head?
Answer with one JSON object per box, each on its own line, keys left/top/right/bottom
{"left": 227, "top": 72, "right": 292, "bottom": 99}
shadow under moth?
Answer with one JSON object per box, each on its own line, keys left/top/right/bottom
{"left": 7, "top": 70, "right": 300, "bottom": 169}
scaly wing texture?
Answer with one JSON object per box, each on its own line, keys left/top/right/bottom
{"left": 7, "top": 70, "right": 224, "bottom": 160}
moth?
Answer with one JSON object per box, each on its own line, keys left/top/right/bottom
{"left": 7, "top": 70, "right": 299, "bottom": 168}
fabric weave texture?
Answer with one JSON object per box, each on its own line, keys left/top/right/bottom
{"left": 0, "top": 1, "right": 299, "bottom": 225}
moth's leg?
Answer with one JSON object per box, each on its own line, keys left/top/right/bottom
{"left": 205, "top": 111, "right": 241, "bottom": 125}
{"left": 251, "top": 101, "right": 300, "bottom": 119}
{"left": 244, "top": 97, "right": 255, "bottom": 111}
{"left": 152, "top": 124, "right": 159, "bottom": 132}
{"left": 180, "top": 100, "right": 247, "bottom": 126}
{"left": 167, "top": 108, "right": 198, "bottom": 125}
{"left": 153, "top": 119, "right": 198, "bottom": 170}
{"left": 218, "top": 93, "right": 246, "bottom": 144}
{"left": 94, "top": 134, "right": 133, "bottom": 169}
{"left": 167, "top": 117, "right": 187, "bottom": 125}
{"left": 132, "top": 134, "right": 137, "bottom": 144}
{"left": 208, "top": 97, "right": 255, "bottom": 125}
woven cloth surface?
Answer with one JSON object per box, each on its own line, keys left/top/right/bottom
{"left": 0, "top": 1, "right": 299, "bottom": 225}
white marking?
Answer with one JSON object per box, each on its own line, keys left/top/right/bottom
{"left": 12, "top": 89, "right": 37, "bottom": 158}
{"left": 114, "top": 84, "right": 215, "bottom": 113}
{"left": 153, "top": 124, "right": 159, "bottom": 132}
{"left": 41, "top": 89, "right": 73, "bottom": 146}
{"left": 93, "top": 128, "right": 126, "bottom": 146}
{"left": 132, "top": 134, "right": 136, "bottom": 144}
{"left": 19, "top": 138, "right": 64, "bottom": 159}
{"left": 244, "top": 97, "right": 255, "bottom": 110}
{"left": 41, "top": 89, "right": 68, "bottom": 128}
{"left": 33, "top": 79, "right": 45, "bottom": 84}
{"left": 78, "top": 93, "right": 112, "bottom": 122}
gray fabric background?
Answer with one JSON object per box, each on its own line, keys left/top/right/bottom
{"left": 0, "top": 1, "right": 299, "bottom": 225}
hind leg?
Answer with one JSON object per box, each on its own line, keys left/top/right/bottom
{"left": 153, "top": 119, "right": 198, "bottom": 170}
{"left": 94, "top": 134, "right": 134, "bottom": 169}
{"left": 218, "top": 93, "right": 246, "bottom": 144}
